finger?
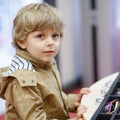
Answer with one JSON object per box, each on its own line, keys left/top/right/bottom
{"left": 75, "top": 88, "right": 91, "bottom": 106}
{"left": 75, "top": 102, "right": 80, "bottom": 107}
{"left": 77, "top": 105, "right": 87, "bottom": 113}
{"left": 79, "top": 88, "right": 91, "bottom": 95}
{"left": 77, "top": 108, "right": 87, "bottom": 114}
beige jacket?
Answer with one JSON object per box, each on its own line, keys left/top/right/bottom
{"left": 0, "top": 55, "right": 79, "bottom": 120}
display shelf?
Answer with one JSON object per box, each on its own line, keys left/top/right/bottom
{"left": 91, "top": 73, "right": 120, "bottom": 120}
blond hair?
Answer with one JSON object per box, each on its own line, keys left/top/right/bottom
{"left": 12, "top": 3, "right": 64, "bottom": 48}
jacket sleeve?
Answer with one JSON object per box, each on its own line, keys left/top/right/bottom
{"left": 61, "top": 92, "right": 87, "bottom": 120}
{"left": 62, "top": 91, "right": 77, "bottom": 112}
{"left": 9, "top": 78, "right": 60, "bottom": 120}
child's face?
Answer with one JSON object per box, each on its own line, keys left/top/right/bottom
{"left": 19, "top": 29, "right": 61, "bottom": 63}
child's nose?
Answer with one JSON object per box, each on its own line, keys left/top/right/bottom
{"left": 46, "top": 37, "right": 54, "bottom": 45}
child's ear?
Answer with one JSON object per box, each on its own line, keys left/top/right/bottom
{"left": 16, "top": 41, "right": 26, "bottom": 49}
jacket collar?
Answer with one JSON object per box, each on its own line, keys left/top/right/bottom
{"left": 16, "top": 48, "right": 52, "bottom": 71}
{"left": 2, "top": 55, "right": 35, "bottom": 76}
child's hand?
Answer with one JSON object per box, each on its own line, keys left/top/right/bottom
{"left": 76, "top": 105, "right": 87, "bottom": 120}
{"left": 75, "top": 88, "right": 91, "bottom": 107}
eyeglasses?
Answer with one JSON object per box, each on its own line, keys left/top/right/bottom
{"left": 101, "top": 99, "right": 119, "bottom": 114}
{"left": 114, "top": 88, "right": 120, "bottom": 96}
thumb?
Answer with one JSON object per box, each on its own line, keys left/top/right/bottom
{"left": 75, "top": 101, "right": 80, "bottom": 107}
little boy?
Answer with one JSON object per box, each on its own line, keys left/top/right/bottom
{"left": 0, "top": 3, "right": 90, "bottom": 120}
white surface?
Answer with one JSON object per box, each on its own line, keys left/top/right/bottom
{"left": 81, "top": 72, "right": 119, "bottom": 120}
{"left": 0, "top": 98, "right": 5, "bottom": 114}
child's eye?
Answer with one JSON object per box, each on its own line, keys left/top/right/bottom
{"left": 52, "top": 34, "right": 60, "bottom": 39}
{"left": 37, "top": 34, "right": 45, "bottom": 39}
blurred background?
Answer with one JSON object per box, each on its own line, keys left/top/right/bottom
{"left": 0, "top": 0, "right": 120, "bottom": 119}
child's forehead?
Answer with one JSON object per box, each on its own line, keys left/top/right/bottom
{"left": 34, "top": 28, "right": 60, "bottom": 33}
